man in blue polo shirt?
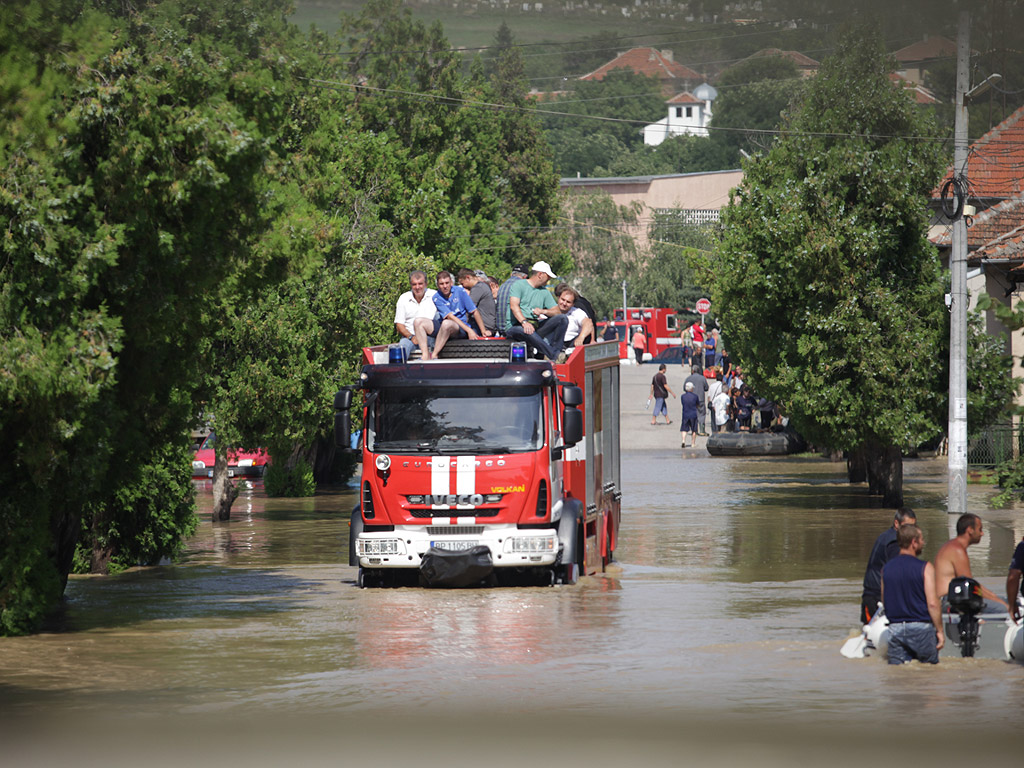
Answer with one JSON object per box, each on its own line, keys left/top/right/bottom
{"left": 416, "top": 270, "right": 488, "bottom": 360}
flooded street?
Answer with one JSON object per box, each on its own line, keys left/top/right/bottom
{"left": 4, "top": 366, "right": 1024, "bottom": 764}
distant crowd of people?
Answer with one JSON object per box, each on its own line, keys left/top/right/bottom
{"left": 645, "top": 319, "right": 785, "bottom": 445}
{"left": 393, "top": 263, "right": 598, "bottom": 361}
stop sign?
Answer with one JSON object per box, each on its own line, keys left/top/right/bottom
{"left": 696, "top": 298, "right": 711, "bottom": 315}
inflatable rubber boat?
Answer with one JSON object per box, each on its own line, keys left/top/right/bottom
{"left": 706, "top": 428, "right": 806, "bottom": 457}
{"left": 842, "top": 586, "right": 1024, "bottom": 662}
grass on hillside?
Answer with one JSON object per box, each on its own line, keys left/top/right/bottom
{"left": 292, "top": 1, "right": 691, "bottom": 49}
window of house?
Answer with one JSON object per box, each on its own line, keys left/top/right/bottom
{"left": 675, "top": 107, "right": 682, "bottom": 118}
{"left": 686, "top": 106, "right": 693, "bottom": 118}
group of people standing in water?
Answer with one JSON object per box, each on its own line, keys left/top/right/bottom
{"left": 860, "top": 509, "right": 1024, "bottom": 664}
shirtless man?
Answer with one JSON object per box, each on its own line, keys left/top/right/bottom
{"left": 933, "top": 513, "right": 1008, "bottom": 609}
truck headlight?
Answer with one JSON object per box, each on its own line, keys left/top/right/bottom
{"left": 357, "top": 539, "right": 405, "bottom": 556}
{"left": 504, "top": 536, "right": 555, "bottom": 554}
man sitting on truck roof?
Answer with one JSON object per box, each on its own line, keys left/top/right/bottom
{"left": 538, "top": 284, "right": 593, "bottom": 349}
{"left": 416, "top": 270, "right": 489, "bottom": 360}
{"left": 457, "top": 268, "right": 497, "bottom": 335}
{"left": 506, "top": 261, "right": 569, "bottom": 361}
{"left": 495, "top": 264, "right": 528, "bottom": 335}
{"left": 395, "top": 270, "right": 438, "bottom": 361}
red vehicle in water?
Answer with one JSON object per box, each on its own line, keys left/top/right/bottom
{"left": 597, "top": 307, "right": 684, "bottom": 362}
{"left": 191, "top": 432, "right": 270, "bottom": 478}
{"left": 334, "top": 338, "right": 622, "bottom": 587}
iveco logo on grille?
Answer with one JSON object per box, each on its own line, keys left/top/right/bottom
{"left": 430, "top": 493, "right": 484, "bottom": 506}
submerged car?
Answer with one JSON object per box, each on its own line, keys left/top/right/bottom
{"left": 191, "top": 432, "right": 270, "bottom": 478}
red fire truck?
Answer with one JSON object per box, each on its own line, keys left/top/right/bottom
{"left": 599, "top": 307, "right": 683, "bottom": 361}
{"left": 334, "top": 340, "right": 621, "bottom": 587}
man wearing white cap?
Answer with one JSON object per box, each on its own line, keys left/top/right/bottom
{"left": 506, "top": 261, "right": 569, "bottom": 361}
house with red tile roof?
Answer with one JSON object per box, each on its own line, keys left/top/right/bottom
{"left": 930, "top": 105, "right": 1024, "bottom": 405}
{"left": 737, "top": 48, "right": 820, "bottom": 78}
{"left": 580, "top": 47, "right": 703, "bottom": 97}
{"left": 893, "top": 35, "right": 957, "bottom": 86}
{"left": 889, "top": 72, "right": 940, "bottom": 105}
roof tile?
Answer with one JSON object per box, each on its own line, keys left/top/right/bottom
{"left": 934, "top": 105, "right": 1024, "bottom": 201}
{"left": 893, "top": 36, "right": 957, "bottom": 63}
{"left": 934, "top": 196, "right": 1024, "bottom": 249}
{"left": 973, "top": 223, "right": 1024, "bottom": 262}
{"left": 580, "top": 47, "right": 703, "bottom": 83}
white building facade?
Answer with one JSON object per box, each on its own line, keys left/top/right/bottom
{"left": 641, "top": 85, "right": 716, "bottom": 146}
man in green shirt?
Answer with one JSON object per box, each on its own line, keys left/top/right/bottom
{"left": 506, "top": 261, "right": 568, "bottom": 361}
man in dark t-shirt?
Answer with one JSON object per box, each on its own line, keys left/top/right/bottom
{"left": 648, "top": 363, "right": 675, "bottom": 425}
{"left": 458, "top": 268, "right": 497, "bottom": 335}
{"left": 861, "top": 507, "right": 917, "bottom": 624}
{"left": 881, "top": 523, "right": 943, "bottom": 664}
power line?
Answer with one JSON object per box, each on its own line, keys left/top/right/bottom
{"left": 300, "top": 75, "right": 976, "bottom": 145}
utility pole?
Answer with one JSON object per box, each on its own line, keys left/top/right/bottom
{"left": 622, "top": 279, "right": 628, "bottom": 329}
{"left": 948, "top": 8, "right": 971, "bottom": 515}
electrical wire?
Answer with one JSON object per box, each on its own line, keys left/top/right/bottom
{"left": 299, "top": 75, "right": 974, "bottom": 144}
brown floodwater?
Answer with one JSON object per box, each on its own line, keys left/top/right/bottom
{"left": 3, "top": 452, "right": 1024, "bottom": 765}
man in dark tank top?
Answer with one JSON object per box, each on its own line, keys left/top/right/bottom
{"left": 881, "top": 524, "right": 944, "bottom": 664}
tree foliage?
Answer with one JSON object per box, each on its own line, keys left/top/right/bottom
{"left": 542, "top": 70, "right": 665, "bottom": 177}
{"left": 710, "top": 54, "right": 805, "bottom": 158}
{"left": 2, "top": 0, "right": 563, "bottom": 632}
{"left": 631, "top": 216, "right": 716, "bottom": 312}
{"left": 596, "top": 133, "right": 737, "bottom": 177}
{"left": 702, "top": 26, "right": 948, "bottom": 505}
{"left": 560, "top": 190, "right": 642, "bottom": 319}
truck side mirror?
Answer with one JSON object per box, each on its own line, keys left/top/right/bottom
{"left": 561, "top": 384, "right": 582, "bottom": 407}
{"left": 334, "top": 388, "right": 353, "bottom": 451}
{"left": 562, "top": 406, "right": 583, "bottom": 447}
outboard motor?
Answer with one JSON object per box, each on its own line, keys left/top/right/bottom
{"left": 947, "top": 577, "right": 984, "bottom": 657}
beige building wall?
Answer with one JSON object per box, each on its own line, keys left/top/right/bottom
{"left": 560, "top": 169, "right": 744, "bottom": 252}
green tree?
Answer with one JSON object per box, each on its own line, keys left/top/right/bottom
{"left": 561, "top": 31, "right": 624, "bottom": 78}
{"left": 703, "top": 26, "right": 948, "bottom": 507}
{"left": 1, "top": 0, "right": 308, "bottom": 632}
{"left": 597, "top": 133, "right": 737, "bottom": 177}
{"left": 542, "top": 70, "right": 665, "bottom": 177}
{"left": 632, "top": 215, "right": 716, "bottom": 312}
{"left": 202, "top": 0, "right": 564, "bottom": 517}
{"left": 561, "top": 189, "right": 643, "bottom": 319}
{"left": 710, "top": 54, "right": 805, "bottom": 158}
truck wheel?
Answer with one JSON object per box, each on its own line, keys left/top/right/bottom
{"left": 435, "top": 339, "right": 511, "bottom": 359}
{"left": 559, "top": 563, "right": 578, "bottom": 585}
{"left": 358, "top": 568, "right": 381, "bottom": 589}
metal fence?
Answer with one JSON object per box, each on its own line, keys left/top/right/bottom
{"left": 967, "top": 424, "right": 1019, "bottom": 467}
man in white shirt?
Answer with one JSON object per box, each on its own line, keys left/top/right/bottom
{"left": 536, "top": 284, "right": 594, "bottom": 352}
{"left": 393, "top": 270, "right": 438, "bottom": 360}
{"left": 712, "top": 385, "right": 731, "bottom": 433}
{"left": 707, "top": 373, "right": 723, "bottom": 414}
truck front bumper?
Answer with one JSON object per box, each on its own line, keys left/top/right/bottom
{"left": 355, "top": 524, "right": 559, "bottom": 569}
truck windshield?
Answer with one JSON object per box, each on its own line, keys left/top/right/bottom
{"left": 367, "top": 386, "right": 545, "bottom": 454}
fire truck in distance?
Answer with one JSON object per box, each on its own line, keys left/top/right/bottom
{"left": 598, "top": 307, "right": 684, "bottom": 361}
{"left": 334, "top": 339, "right": 622, "bottom": 587}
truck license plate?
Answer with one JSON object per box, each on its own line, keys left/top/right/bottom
{"left": 430, "top": 540, "right": 478, "bottom": 552}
